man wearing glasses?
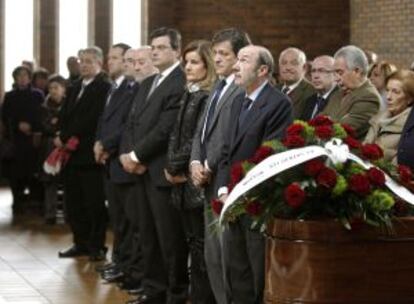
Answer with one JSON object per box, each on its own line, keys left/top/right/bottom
{"left": 300, "top": 55, "right": 341, "bottom": 121}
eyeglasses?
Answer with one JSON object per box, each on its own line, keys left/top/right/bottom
{"left": 311, "top": 68, "right": 334, "bottom": 74}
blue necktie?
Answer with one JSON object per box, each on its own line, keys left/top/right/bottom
{"left": 238, "top": 97, "right": 253, "bottom": 128}
{"left": 200, "top": 79, "right": 227, "bottom": 161}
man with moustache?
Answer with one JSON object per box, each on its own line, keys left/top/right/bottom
{"left": 300, "top": 55, "right": 341, "bottom": 121}
{"left": 278, "top": 47, "right": 315, "bottom": 118}
{"left": 216, "top": 45, "right": 292, "bottom": 303}
{"left": 190, "top": 28, "right": 251, "bottom": 304}
{"left": 57, "top": 47, "right": 111, "bottom": 261}
{"left": 119, "top": 27, "right": 187, "bottom": 304}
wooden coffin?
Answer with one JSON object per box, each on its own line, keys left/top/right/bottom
{"left": 265, "top": 217, "right": 414, "bottom": 303}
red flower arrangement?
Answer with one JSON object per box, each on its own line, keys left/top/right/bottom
{"left": 220, "top": 115, "right": 414, "bottom": 231}
{"left": 43, "top": 136, "right": 79, "bottom": 175}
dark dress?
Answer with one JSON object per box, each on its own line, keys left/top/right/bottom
{"left": 166, "top": 87, "right": 216, "bottom": 304}
{"left": 1, "top": 86, "right": 44, "bottom": 209}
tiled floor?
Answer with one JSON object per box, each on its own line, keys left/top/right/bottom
{"left": 0, "top": 188, "right": 130, "bottom": 304}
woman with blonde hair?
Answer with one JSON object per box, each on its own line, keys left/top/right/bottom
{"left": 369, "top": 60, "right": 397, "bottom": 112}
{"left": 164, "top": 40, "right": 216, "bottom": 303}
{"left": 365, "top": 69, "right": 414, "bottom": 163}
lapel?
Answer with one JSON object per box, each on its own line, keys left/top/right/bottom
{"left": 136, "top": 66, "right": 182, "bottom": 117}
{"left": 232, "top": 84, "right": 271, "bottom": 153}
{"left": 67, "top": 74, "right": 102, "bottom": 114}
{"left": 206, "top": 81, "right": 239, "bottom": 137}
{"left": 103, "top": 79, "right": 129, "bottom": 120}
{"left": 132, "top": 74, "right": 158, "bottom": 117}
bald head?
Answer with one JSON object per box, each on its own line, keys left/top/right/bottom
{"left": 311, "top": 55, "right": 336, "bottom": 93}
{"left": 233, "top": 45, "right": 274, "bottom": 93}
{"left": 278, "top": 47, "right": 307, "bottom": 85}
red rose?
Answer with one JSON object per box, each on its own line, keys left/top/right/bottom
{"left": 286, "top": 123, "right": 304, "bottom": 136}
{"left": 341, "top": 124, "right": 356, "bottom": 138}
{"left": 304, "top": 159, "right": 325, "bottom": 176}
{"left": 308, "top": 115, "right": 334, "bottom": 127}
{"left": 245, "top": 200, "right": 263, "bottom": 216}
{"left": 249, "top": 146, "right": 274, "bottom": 164}
{"left": 316, "top": 167, "right": 337, "bottom": 189}
{"left": 315, "top": 125, "right": 334, "bottom": 140}
{"left": 360, "top": 143, "right": 384, "bottom": 161}
{"left": 348, "top": 173, "right": 371, "bottom": 196}
{"left": 344, "top": 136, "right": 361, "bottom": 149}
{"left": 284, "top": 183, "right": 306, "bottom": 208}
{"left": 282, "top": 135, "right": 305, "bottom": 148}
{"left": 367, "top": 167, "right": 386, "bottom": 187}
{"left": 230, "top": 162, "right": 244, "bottom": 185}
{"left": 211, "top": 198, "right": 224, "bottom": 216}
{"left": 398, "top": 165, "right": 413, "bottom": 183}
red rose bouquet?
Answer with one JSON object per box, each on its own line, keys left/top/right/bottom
{"left": 43, "top": 136, "right": 79, "bottom": 175}
{"left": 218, "top": 116, "right": 414, "bottom": 231}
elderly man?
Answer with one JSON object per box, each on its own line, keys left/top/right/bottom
{"left": 217, "top": 45, "right": 293, "bottom": 304}
{"left": 124, "top": 47, "right": 158, "bottom": 83}
{"left": 278, "top": 47, "right": 315, "bottom": 118}
{"left": 57, "top": 47, "right": 111, "bottom": 261}
{"left": 300, "top": 55, "right": 341, "bottom": 121}
{"left": 322, "top": 45, "right": 381, "bottom": 139}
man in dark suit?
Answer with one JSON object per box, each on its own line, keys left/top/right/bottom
{"left": 216, "top": 45, "right": 293, "bottom": 304}
{"left": 190, "top": 28, "right": 251, "bottom": 304}
{"left": 94, "top": 43, "right": 138, "bottom": 281}
{"left": 119, "top": 27, "right": 188, "bottom": 304}
{"left": 398, "top": 106, "right": 414, "bottom": 171}
{"left": 300, "top": 55, "right": 341, "bottom": 121}
{"left": 57, "top": 46, "right": 111, "bottom": 261}
{"left": 278, "top": 47, "right": 315, "bottom": 119}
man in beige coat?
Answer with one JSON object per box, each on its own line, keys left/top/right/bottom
{"left": 322, "top": 45, "right": 381, "bottom": 140}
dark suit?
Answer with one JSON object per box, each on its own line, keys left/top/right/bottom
{"left": 96, "top": 78, "right": 137, "bottom": 265}
{"left": 125, "top": 64, "right": 188, "bottom": 303}
{"left": 300, "top": 86, "right": 341, "bottom": 121}
{"left": 398, "top": 106, "right": 414, "bottom": 170}
{"left": 216, "top": 83, "right": 293, "bottom": 304}
{"left": 59, "top": 72, "right": 111, "bottom": 253}
{"left": 278, "top": 78, "right": 315, "bottom": 119}
{"left": 190, "top": 78, "right": 243, "bottom": 304}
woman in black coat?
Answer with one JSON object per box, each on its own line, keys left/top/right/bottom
{"left": 1, "top": 66, "right": 44, "bottom": 213}
{"left": 165, "top": 40, "right": 217, "bottom": 304}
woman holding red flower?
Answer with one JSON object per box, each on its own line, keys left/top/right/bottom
{"left": 364, "top": 70, "right": 414, "bottom": 164}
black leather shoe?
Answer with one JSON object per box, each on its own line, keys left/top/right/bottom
{"left": 117, "top": 278, "right": 140, "bottom": 290}
{"left": 58, "top": 245, "right": 89, "bottom": 258}
{"left": 95, "top": 262, "right": 116, "bottom": 273}
{"left": 102, "top": 271, "right": 125, "bottom": 283}
{"left": 89, "top": 248, "right": 107, "bottom": 262}
{"left": 127, "top": 286, "right": 144, "bottom": 295}
{"left": 126, "top": 294, "right": 165, "bottom": 304}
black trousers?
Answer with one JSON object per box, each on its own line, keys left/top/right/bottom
{"left": 136, "top": 173, "right": 188, "bottom": 304}
{"left": 223, "top": 216, "right": 265, "bottom": 304}
{"left": 180, "top": 207, "right": 216, "bottom": 304}
{"left": 63, "top": 166, "right": 107, "bottom": 253}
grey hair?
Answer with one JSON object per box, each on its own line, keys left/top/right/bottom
{"left": 79, "top": 46, "right": 104, "bottom": 63}
{"left": 257, "top": 46, "right": 275, "bottom": 76}
{"left": 279, "top": 47, "right": 307, "bottom": 65}
{"left": 334, "top": 45, "right": 368, "bottom": 76}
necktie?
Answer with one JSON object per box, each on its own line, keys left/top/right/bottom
{"left": 282, "top": 86, "right": 290, "bottom": 95}
{"left": 201, "top": 79, "right": 227, "bottom": 142}
{"left": 76, "top": 82, "right": 87, "bottom": 102}
{"left": 238, "top": 97, "right": 253, "bottom": 128}
{"left": 200, "top": 79, "right": 227, "bottom": 161}
{"left": 146, "top": 74, "right": 162, "bottom": 100}
{"left": 311, "top": 95, "right": 325, "bottom": 118}
{"left": 105, "top": 83, "right": 118, "bottom": 107}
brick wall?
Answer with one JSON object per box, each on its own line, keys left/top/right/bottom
{"left": 351, "top": 0, "right": 414, "bottom": 68}
{"left": 148, "top": 0, "right": 350, "bottom": 62}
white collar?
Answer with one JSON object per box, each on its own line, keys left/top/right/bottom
{"left": 319, "top": 84, "right": 336, "bottom": 100}
{"left": 283, "top": 78, "right": 303, "bottom": 92}
{"left": 158, "top": 61, "right": 180, "bottom": 82}
{"left": 247, "top": 80, "right": 268, "bottom": 102}
{"left": 113, "top": 75, "right": 125, "bottom": 88}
